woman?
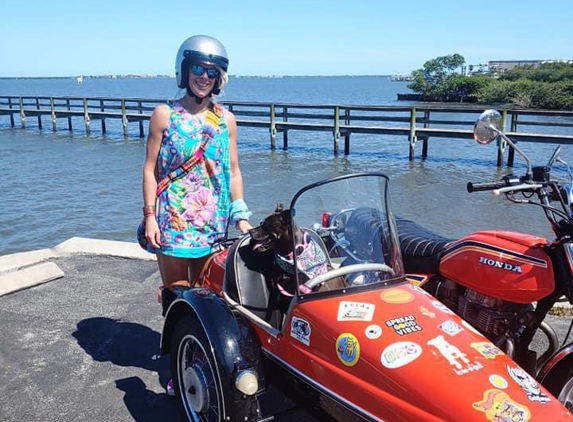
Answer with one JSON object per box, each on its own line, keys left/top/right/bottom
{"left": 140, "top": 35, "right": 252, "bottom": 300}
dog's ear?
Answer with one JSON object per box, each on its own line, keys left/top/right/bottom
{"left": 279, "top": 209, "right": 291, "bottom": 224}
{"left": 275, "top": 202, "right": 284, "bottom": 213}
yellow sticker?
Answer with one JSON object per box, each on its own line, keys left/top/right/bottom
{"left": 336, "top": 333, "right": 360, "bottom": 367}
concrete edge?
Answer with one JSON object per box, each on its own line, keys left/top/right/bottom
{"left": 0, "top": 238, "right": 156, "bottom": 297}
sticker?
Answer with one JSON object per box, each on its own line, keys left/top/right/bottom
{"left": 427, "top": 335, "right": 483, "bottom": 375}
{"left": 506, "top": 365, "right": 551, "bottom": 404}
{"left": 462, "top": 320, "right": 485, "bottom": 337}
{"left": 381, "top": 341, "right": 423, "bottom": 369}
{"left": 473, "top": 389, "right": 531, "bottom": 422}
{"left": 380, "top": 288, "right": 414, "bottom": 304}
{"left": 438, "top": 320, "right": 463, "bottom": 336}
{"left": 419, "top": 306, "right": 436, "bottom": 319}
{"left": 337, "top": 301, "right": 375, "bottom": 322}
{"left": 471, "top": 342, "right": 503, "bottom": 359}
{"left": 365, "top": 324, "right": 382, "bottom": 339}
{"left": 290, "top": 317, "right": 311, "bottom": 346}
{"left": 431, "top": 300, "right": 456, "bottom": 315}
{"left": 336, "top": 333, "right": 360, "bottom": 367}
{"left": 489, "top": 374, "right": 508, "bottom": 389}
{"left": 385, "top": 315, "right": 422, "bottom": 336}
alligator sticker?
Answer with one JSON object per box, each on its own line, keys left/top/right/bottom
{"left": 290, "top": 317, "right": 311, "bottom": 346}
{"left": 337, "top": 301, "right": 375, "bottom": 322}
{"left": 380, "top": 288, "right": 414, "bottom": 304}
{"left": 427, "top": 335, "right": 483, "bottom": 375}
{"left": 365, "top": 324, "right": 382, "bottom": 339}
{"left": 471, "top": 342, "right": 503, "bottom": 359}
{"left": 506, "top": 365, "right": 551, "bottom": 404}
{"left": 385, "top": 315, "right": 422, "bottom": 336}
{"left": 438, "top": 320, "right": 463, "bottom": 336}
{"left": 472, "top": 389, "right": 531, "bottom": 422}
{"left": 336, "top": 333, "right": 360, "bottom": 367}
{"left": 381, "top": 341, "right": 423, "bottom": 369}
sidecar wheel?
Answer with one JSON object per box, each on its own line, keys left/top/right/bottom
{"left": 170, "top": 316, "right": 226, "bottom": 422}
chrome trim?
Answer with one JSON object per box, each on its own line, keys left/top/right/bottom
{"left": 221, "top": 291, "right": 281, "bottom": 337}
{"left": 264, "top": 350, "right": 387, "bottom": 422}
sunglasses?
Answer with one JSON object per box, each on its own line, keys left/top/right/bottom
{"left": 190, "top": 64, "right": 220, "bottom": 79}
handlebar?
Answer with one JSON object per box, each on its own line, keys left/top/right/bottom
{"left": 467, "top": 175, "right": 521, "bottom": 193}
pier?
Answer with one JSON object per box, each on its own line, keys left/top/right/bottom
{"left": 1, "top": 95, "right": 573, "bottom": 165}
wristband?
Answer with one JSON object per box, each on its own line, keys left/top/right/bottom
{"left": 229, "top": 199, "right": 252, "bottom": 225}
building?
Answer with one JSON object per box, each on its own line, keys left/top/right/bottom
{"left": 488, "top": 59, "right": 573, "bottom": 73}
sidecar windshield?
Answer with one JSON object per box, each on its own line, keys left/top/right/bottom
{"left": 289, "top": 173, "right": 405, "bottom": 294}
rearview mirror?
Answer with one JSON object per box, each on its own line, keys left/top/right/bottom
{"left": 473, "top": 109, "right": 503, "bottom": 145}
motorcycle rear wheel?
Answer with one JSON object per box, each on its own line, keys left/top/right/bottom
{"left": 557, "top": 376, "right": 573, "bottom": 411}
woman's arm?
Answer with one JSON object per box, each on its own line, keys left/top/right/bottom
{"left": 142, "top": 104, "right": 170, "bottom": 248}
{"left": 226, "top": 111, "right": 252, "bottom": 233}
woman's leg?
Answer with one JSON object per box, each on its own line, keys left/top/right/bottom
{"left": 156, "top": 253, "right": 214, "bottom": 288}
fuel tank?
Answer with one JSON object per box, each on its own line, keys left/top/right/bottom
{"left": 439, "top": 231, "right": 554, "bottom": 303}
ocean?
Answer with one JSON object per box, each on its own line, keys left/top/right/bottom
{"left": 1, "top": 76, "right": 572, "bottom": 256}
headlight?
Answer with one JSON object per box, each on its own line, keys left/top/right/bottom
{"left": 234, "top": 369, "right": 258, "bottom": 396}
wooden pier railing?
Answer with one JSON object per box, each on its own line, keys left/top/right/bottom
{"left": 1, "top": 95, "right": 573, "bottom": 165}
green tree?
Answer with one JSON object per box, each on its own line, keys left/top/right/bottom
{"left": 408, "top": 54, "right": 466, "bottom": 99}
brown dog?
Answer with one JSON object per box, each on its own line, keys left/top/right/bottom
{"left": 249, "top": 203, "right": 345, "bottom": 310}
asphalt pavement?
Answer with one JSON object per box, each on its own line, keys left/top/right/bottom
{"left": 1, "top": 239, "right": 572, "bottom": 422}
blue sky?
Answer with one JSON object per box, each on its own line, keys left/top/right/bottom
{"left": 1, "top": 0, "right": 571, "bottom": 77}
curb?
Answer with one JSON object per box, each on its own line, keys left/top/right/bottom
{"left": 0, "top": 237, "right": 155, "bottom": 297}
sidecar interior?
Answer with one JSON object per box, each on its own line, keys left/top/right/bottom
{"left": 223, "top": 230, "right": 331, "bottom": 329}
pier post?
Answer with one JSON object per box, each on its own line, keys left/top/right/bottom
{"left": 282, "top": 106, "right": 288, "bottom": 150}
{"left": 121, "top": 99, "right": 128, "bottom": 137}
{"left": 19, "top": 97, "right": 26, "bottom": 129}
{"left": 497, "top": 110, "right": 508, "bottom": 167}
{"left": 83, "top": 97, "right": 91, "bottom": 134}
{"left": 270, "top": 104, "right": 276, "bottom": 150}
{"left": 138, "top": 101, "right": 144, "bottom": 138}
{"left": 421, "top": 110, "right": 430, "bottom": 159}
{"left": 333, "top": 106, "right": 340, "bottom": 156}
{"left": 100, "top": 100, "right": 106, "bottom": 134}
{"left": 344, "top": 108, "right": 350, "bottom": 155}
{"left": 50, "top": 97, "right": 56, "bottom": 131}
{"left": 36, "top": 98, "right": 42, "bottom": 129}
{"left": 8, "top": 97, "right": 14, "bottom": 127}
{"left": 507, "top": 112, "right": 518, "bottom": 167}
{"left": 66, "top": 99, "right": 72, "bottom": 131}
{"left": 409, "top": 108, "right": 417, "bottom": 161}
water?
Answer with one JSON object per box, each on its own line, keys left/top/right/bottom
{"left": 2, "top": 76, "right": 573, "bottom": 256}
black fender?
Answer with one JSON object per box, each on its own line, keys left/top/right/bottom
{"left": 536, "top": 342, "right": 573, "bottom": 397}
{"left": 161, "top": 288, "right": 265, "bottom": 388}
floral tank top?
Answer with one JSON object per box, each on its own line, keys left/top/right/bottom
{"left": 153, "top": 101, "right": 231, "bottom": 258}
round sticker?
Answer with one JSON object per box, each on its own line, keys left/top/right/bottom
{"left": 365, "top": 325, "right": 383, "bottom": 339}
{"left": 336, "top": 333, "right": 360, "bottom": 367}
{"left": 489, "top": 374, "right": 508, "bottom": 389}
{"left": 380, "top": 289, "right": 414, "bottom": 304}
{"left": 381, "top": 341, "right": 422, "bottom": 369}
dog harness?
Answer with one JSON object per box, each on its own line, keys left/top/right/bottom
{"left": 275, "top": 233, "right": 328, "bottom": 296}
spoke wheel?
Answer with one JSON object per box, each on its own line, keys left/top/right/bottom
{"left": 172, "top": 317, "right": 224, "bottom": 422}
{"left": 558, "top": 376, "right": 573, "bottom": 412}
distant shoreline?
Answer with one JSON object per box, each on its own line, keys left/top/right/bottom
{"left": 0, "top": 74, "right": 394, "bottom": 80}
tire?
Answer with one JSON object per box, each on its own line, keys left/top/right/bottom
{"left": 170, "top": 316, "right": 226, "bottom": 422}
{"left": 542, "top": 359, "right": 573, "bottom": 412}
{"left": 557, "top": 376, "right": 573, "bottom": 411}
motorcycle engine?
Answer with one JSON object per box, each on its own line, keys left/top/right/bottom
{"left": 439, "top": 281, "right": 522, "bottom": 337}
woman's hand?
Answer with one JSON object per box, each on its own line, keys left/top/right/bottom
{"left": 236, "top": 219, "right": 252, "bottom": 234}
{"left": 145, "top": 216, "right": 162, "bottom": 248}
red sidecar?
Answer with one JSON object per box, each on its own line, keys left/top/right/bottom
{"left": 160, "top": 173, "right": 572, "bottom": 422}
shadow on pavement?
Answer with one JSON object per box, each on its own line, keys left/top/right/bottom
{"left": 73, "top": 317, "right": 179, "bottom": 421}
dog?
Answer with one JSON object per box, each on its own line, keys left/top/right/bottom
{"left": 249, "top": 203, "right": 345, "bottom": 313}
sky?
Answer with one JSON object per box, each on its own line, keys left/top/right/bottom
{"left": 1, "top": 0, "right": 572, "bottom": 77}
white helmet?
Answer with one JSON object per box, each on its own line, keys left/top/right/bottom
{"left": 175, "top": 35, "right": 229, "bottom": 89}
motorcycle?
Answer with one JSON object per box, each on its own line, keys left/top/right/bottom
{"left": 318, "top": 109, "right": 573, "bottom": 412}
{"left": 160, "top": 170, "right": 571, "bottom": 421}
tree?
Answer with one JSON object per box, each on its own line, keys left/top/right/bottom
{"left": 408, "top": 54, "right": 466, "bottom": 99}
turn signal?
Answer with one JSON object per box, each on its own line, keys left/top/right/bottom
{"left": 235, "top": 369, "right": 258, "bottom": 396}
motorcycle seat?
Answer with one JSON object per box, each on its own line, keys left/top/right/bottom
{"left": 396, "top": 217, "right": 455, "bottom": 274}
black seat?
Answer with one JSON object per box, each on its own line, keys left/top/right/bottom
{"left": 395, "top": 217, "right": 455, "bottom": 274}
{"left": 223, "top": 236, "right": 281, "bottom": 327}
